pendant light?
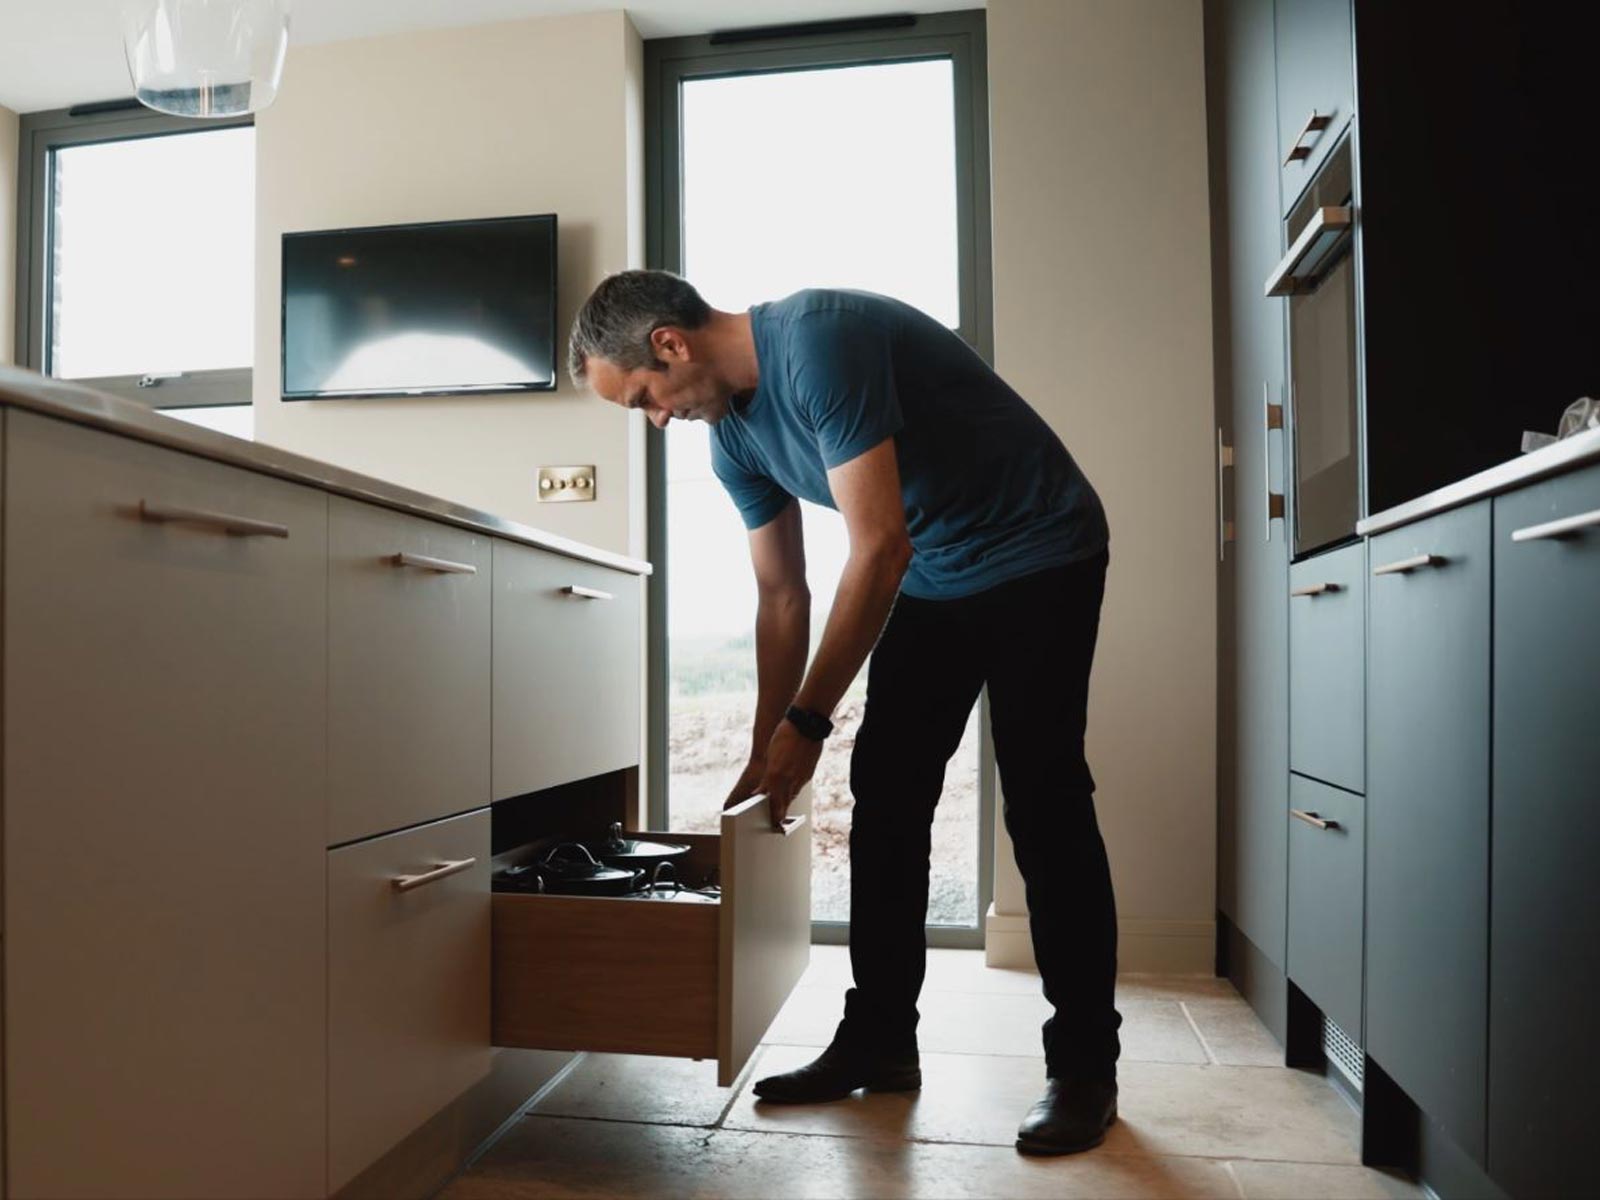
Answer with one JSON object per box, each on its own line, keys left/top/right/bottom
{"left": 122, "top": 0, "right": 292, "bottom": 118}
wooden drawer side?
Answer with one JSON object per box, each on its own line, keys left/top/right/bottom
{"left": 492, "top": 892, "right": 718, "bottom": 1060}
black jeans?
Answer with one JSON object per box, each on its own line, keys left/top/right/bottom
{"left": 842, "top": 549, "right": 1120, "bottom": 1081}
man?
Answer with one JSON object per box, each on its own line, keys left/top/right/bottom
{"left": 568, "top": 270, "right": 1121, "bottom": 1156}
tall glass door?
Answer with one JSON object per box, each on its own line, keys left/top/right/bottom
{"left": 657, "top": 54, "right": 986, "bottom": 934}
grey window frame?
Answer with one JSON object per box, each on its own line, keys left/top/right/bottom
{"left": 14, "top": 101, "right": 254, "bottom": 409}
{"left": 644, "top": 10, "right": 995, "bottom": 949}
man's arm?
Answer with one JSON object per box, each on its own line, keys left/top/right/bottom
{"left": 723, "top": 499, "right": 810, "bottom": 810}
{"left": 758, "top": 436, "right": 912, "bottom": 823}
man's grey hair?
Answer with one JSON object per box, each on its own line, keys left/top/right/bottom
{"left": 567, "top": 270, "right": 712, "bottom": 385}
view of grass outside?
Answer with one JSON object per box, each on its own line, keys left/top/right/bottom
{"left": 671, "top": 59, "right": 978, "bottom": 926}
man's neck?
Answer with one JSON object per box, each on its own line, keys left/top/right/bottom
{"left": 705, "top": 309, "right": 760, "bottom": 396}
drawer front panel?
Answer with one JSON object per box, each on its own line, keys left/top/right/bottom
{"left": 329, "top": 809, "right": 491, "bottom": 1194}
{"left": 329, "top": 496, "right": 491, "bottom": 844}
{"left": 1488, "top": 463, "right": 1600, "bottom": 1196}
{"left": 1289, "top": 540, "right": 1365, "bottom": 792}
{"left": 1286, "top": 773, "right": 1363, "bottom": 1040}
{"left": 493, "top": 541, "right": 642, "bottom": 799}
{"left": 3, "top": 411, "right": 328, "bottom": 1199}
{"left": 1366, "top": 500, "right": 1490, "bottom": 1162}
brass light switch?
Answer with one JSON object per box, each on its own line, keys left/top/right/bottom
{"left": 538, "top": 465, "right": 596, "bottom": 502}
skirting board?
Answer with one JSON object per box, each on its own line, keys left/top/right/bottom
{"left": 985, "top": 905, "right": 1216, "bottom": 975}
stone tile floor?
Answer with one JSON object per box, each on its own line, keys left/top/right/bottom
{"left": 441, "top": 946, "right": 1425, "bottom": 1199}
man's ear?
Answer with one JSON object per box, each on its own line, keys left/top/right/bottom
{"left": 650, "top": 326, "right": 691, "bottom": 364}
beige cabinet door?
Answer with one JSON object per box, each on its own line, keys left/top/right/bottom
{"left": 2, "top": 412, "right": 328, "bottom": 1199}
{"left": 329, "top": 497, "right": 491, "bottom": 845}
{"left": 492, "top": 541, "right": 642, "bottom": 800}
{"left": 327, "top": 809, "right": 491, "bottom": 1193}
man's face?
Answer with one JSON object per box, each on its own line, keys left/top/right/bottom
{"left": 584, "top": 333, "right": 734, "bottom": 429}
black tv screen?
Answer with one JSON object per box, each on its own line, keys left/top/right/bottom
{"left": 281, "top": 214, "right": 557, "bottom": 399}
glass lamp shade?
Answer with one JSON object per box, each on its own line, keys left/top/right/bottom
{"left": 122, "top": 0, "right": 291, "bottom": 117}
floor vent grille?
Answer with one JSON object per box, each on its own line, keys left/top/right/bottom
{"left": 1322, "top": 1012, "right": 1364, "bottom": 1092}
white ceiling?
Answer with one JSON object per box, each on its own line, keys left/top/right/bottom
{"left": 0, "top": 0, "right": 978, "bottom": 113}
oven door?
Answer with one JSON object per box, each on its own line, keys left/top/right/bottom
{"left": 1288, "top": 247, "right": 1360, "bottom": 558}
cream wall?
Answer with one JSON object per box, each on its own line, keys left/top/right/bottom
{"left": 1, "top": 103, "right": 18, "bottom": 365}
{"left": 986, "top": 0, "right": 1216, "bottom": 973}
{"left": 254, "top": 10, "right": 647, "bottom": 557}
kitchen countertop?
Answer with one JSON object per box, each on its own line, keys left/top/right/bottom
{"left": 0, "top": 366, "right": 652, "bottom": 576}
{"left": 1358, "top": 425, "right": 1600, "bottom": 537}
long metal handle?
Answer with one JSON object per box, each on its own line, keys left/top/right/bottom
{"left": 391, "top": 857, "right": 477, "bottom": 892}
{"left": 1264, "top": 383, "right": 1285, "bottom": 542}
{"left": 1265, "top": 205, "right": 1354, "bottom": 296}
{"left": 390, "top": 551, "right": 477, "bottom": 575}
{"left": 1290, "top": 582, "right": 1341, "bottom": 598}
{"left": 1217, "top": 428, "right": 1235, "bottom": 562}
{"left": 1282, "top": 109, "right": 1333, "bottom": 166}
{"left": 1291, "top": 808, "right": 1340, "bottom": 831}
{"left": 1511, "top": 508, "right": 1600, "bottom": 543}
{"left": 1373, "top": 553, "right": 1446, "bottom": 576}
{"left": 138, "top": 499, "right": 289, "bottom": 539}
{"left": 562, "top": 585, "right": 614, "bottom": 601}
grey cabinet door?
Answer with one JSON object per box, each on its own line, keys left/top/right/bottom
{"left": 1365, "top": 500, "right": 1490, "bottom": 1163}
{"left": 1275, "top": 0, "right": 1354, "bottom": 214}
{"left": 2, "top": 413, "right": 329, "bottom": 1198}
{"left": 1286, "top": 773, "right": 1363, "bottom": 1040}
{"left": 1210, "top": 0, "right": 1290, "bottom": 966}
{"left": 1288, "top": 540, "right": 1365, "bottom": 792}
{"left": 1488, "top": 464, "right": 1600, "bottom": 1198}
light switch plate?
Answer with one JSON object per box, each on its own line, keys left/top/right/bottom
{"left": 538, "top": 465, "right": 596, "bottom": 502}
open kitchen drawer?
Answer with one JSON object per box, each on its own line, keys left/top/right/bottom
{"left": 491, "top": 791, "right": 812, "bottom": 1086}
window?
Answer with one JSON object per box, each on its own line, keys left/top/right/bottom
{"left": 646, "top": 11, "right": 993, "bottom": 945}
{"left": 16, "top": 104, "right": 255, "bottom": 418}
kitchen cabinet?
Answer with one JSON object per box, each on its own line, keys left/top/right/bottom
{"left": 329, "top": 496, "right": 492, "bottom": 846}
{"left": 328, "top": 809, "right": 491, "bottom": 1194}
{"left": 1365, "top": 500, "right": 1490, "bottom": 1163}
{"left": 493, "top": 792, "right": 812, "bottom": 1087}
{"left": 1487, "top": 464, "right": 1600, "bottom": 1198}
{"left": 1286, "top": 773, "right": 1363, "bottom": 1041}
{"left": 1274, "top": 0, "right": 1352, "bottom": 215}
{"left": 492, "top": 539, "right": 642, "bottom": 801}
{"left": 1208, "top": 0, "right": 1290, "bottom": 974}
{"left": 1288, "top": 541, "right": 1364, "bottom": 793}
{"left": 2, "top": 412, "right": 329, "bottom": 1199}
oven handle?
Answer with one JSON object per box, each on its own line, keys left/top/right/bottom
{"left": 1265, "top": 205, "right": 1353, "bottom": 297}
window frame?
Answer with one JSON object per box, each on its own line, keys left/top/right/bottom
{"left": 14, "top": 101, "right": 255, "bottom": 409}
{"left": 644, "top": 10, "right": 995, "bottom": 948}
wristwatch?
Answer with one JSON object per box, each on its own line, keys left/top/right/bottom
{"left": 784, "top": 704, "right": 834, "bottom": 741}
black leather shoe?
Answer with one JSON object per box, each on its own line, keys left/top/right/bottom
{"left": 1015, "top": 1077, "right": 1118, "bottom": 1155}
{"left": 752, "top": 1039, "right": 921, "bottom": 1104}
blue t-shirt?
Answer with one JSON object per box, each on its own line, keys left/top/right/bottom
{"left": 710, "top": 289, "right": 1108, "bottom": 600}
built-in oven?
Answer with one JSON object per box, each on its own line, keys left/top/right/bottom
{"left": 1267, "top": 136, "right": 1359, "bottom": 559}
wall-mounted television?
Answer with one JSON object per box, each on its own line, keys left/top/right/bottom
{"left": 281, "top": 213, "right": 557, "bottom": 400}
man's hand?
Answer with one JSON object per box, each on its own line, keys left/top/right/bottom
{"left": 757, "top": 719, "right": 823, "bottom": 830}
{"left": 723, "top": 755, "right": 766, "bottom": 811}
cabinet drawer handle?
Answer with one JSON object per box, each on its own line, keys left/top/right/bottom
{"left": 391, "top": 857, "right": 478, "bottom": 892}
{"left": 562, "top": 585, "right": 614, "bottom": 601}
{"left": 1291, "top": 809, "right": 1340, "bottom": 831}
{"left": 1373, "top": 553, "right": 1446, "bottom": 576}
{"left": 1264, "top": 383, "right": 1285, "bottom": 541}
{"left": 1282, "top": 109, "right": 1333, "bottom": 166}
{"left": 138, "top": 499, "right": 288, "bottom": 539}
{"left": 1290, "top": 582, "right": 1341, "bottom": 598}
{"left": 389, "top": 551, "right": 478, "bottom": 575}
{"left": 1511, "top": 507, "right": 1600, "bottom": 543}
